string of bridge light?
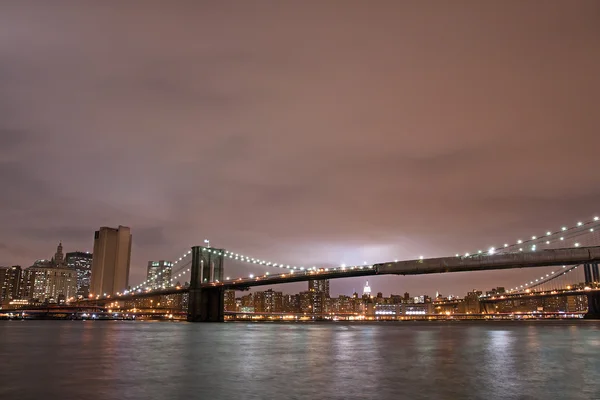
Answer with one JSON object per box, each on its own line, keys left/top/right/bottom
{"left": 131, "top": 248, "right": 194, "bottom": 291}
{"left": 222, "top": 248, "right": 304, "bottom": 271}
{"left": 451, "top": 216, "right": 599, "bottom": 259}
{"left": 507, "top": 264, "right": 579, "bottom": 293}
{"left": 454, "top": 216, "right": 597, "bottom": 294}
{"left": 220, "top": 247, "right": 374, "bottom": 277}
{"left": 130, "top": 245, "right": 321, "bottom": 292}
{"left": 130, "top": 245, "right": 375, "bottom": 293}
{"left": 128, "top": 215, "right": 600, "bottom": 293}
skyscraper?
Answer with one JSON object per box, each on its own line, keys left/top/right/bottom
{"left": 66, "top": 251, "right": 93, "bottom": 298}
{"left": 90, "top": 226, "right": 132, "bottom": 297}
{"left": 308, "top": 279, "right": 330, "bottom": 297}
{"left": 146, "top": 260, "right": 172, "bottom": 289}
{"left": 308, "top": 279, "right": 330, "bottom": 314}
{"left": 0, "top": 266, "right": 22, "bottom": 304}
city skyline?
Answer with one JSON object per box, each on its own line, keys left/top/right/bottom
{"left": 0, "top": 234, "right": 515, "bottom": 302}
{"left": 0, "top": 216, "right": 600, "bottom": 297}
{"left": 1, "top": 2, "right": 600, "bottom": 297}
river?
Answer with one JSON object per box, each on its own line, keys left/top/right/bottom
{"left": 1, "top": 320, "right": 599, "bottom": 399}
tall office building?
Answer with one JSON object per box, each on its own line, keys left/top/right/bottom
{"left": 0, "top": 266, "right": 23, "bottom": 305}
{"left": 90, "top": 226, "right": 132, "bottom": 297}
{"left": 308, "top": 279, "right": 330, "bottom": 314}
{"left": 146, "top": 260, "right": 172, "bottom": 289}
{"left": 66, "top": 251, "right": 93, "bottom": 298}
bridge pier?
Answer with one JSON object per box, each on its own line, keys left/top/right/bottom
{"left": 187, "top": 245, "right": 226, "bottom": 322}
{"left": 188, "top": 287, "right": 225, "bottom": 322}
{"left": 585, "top": 292, "right": 600, "bottom": 319}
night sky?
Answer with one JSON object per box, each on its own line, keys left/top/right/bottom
{"left": 1, "top": 2, "right": 599, "bottom": 297}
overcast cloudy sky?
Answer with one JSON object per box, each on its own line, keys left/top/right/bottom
{"left": 1, "top": 1, "right": 599, "bottom": 297}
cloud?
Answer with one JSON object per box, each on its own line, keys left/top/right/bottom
{"left": 1, "top": 1, "right": 599, "bottom": 295}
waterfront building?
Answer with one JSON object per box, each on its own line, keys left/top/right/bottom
{"left": 240, "top": 293, "right": 253, "bottom": 308}
{"left": 23, "top": 266, "right": 77, "bottom": 303}
{"left": 253, "top": 291, "right": 265, "bottom": 312}
{"left": 224, "top": 290, "right": 236, "bottom": 311}
{"left": 66, "top": 251, "right": 93, "bottom": 298}
{"left": 464, "top": 290, "right": 482, "bottom": 314}
{"left": 567, "top": 295, "right": 587, "bottom": 312}
{"left": 403, "top": 303, "right": 430, "bottom": 315}
{"left": 283, "top": 294, "right": 300, "bottom": 313}
{"left": 307, "top": 279, "right": 328, "bottom": 314}
{"left": 299, "top": 291, "right": 312, "bottom": 313}
{"left": 90, "top": 226, "right": 132, "bottom": 297}
{"left": 325, "top": 295, "right": 358, "bottom": 314}
{"left": 0, "top": 266, "right": 22, "bottom": 305}
{"left": 146, "top": 260, "right": 172, "bottom": 289}
{"left": 374, "top": 303, "right": 402, "bottom": 318}
{"left": 263, "top": 289, "right": 283, "bottom": 313}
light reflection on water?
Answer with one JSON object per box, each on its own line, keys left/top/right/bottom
{"left": 1, "top": 321, "right": 600, "bottom": 400}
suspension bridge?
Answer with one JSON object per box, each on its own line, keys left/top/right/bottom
{"left": 81, "top": 215, "right": 600, "bottom": 322}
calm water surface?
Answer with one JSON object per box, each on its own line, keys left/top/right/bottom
{"left": 1, "top": 320, "right": 600, "bottom": 400}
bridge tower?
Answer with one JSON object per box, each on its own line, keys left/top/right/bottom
{"left": 584, "top": 263, "right": 600, "bottom": 319}
{"left": 187, "top": 246, "right": 226, "bottom": 322}
{"left": 583, "top": 263, "right": 599, "bottom": 286}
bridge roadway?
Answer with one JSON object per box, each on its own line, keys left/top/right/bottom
{"left": 100, "top": 246, "right": 600, "bottom": 303}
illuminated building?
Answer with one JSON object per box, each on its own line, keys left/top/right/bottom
{"left": 240, "top": 293, "right": 253, "bottom": 308}
{"left": 23, "top": 266, "right": 77, "bottom": 303}
{"left": 307, "top": 279, "right": 329, "bottom": 314}
{"left": 263, "top": 289, "right": 283, "bottom": 313}
{"left": 464, "top": 290, "right": 482, "bottom": 314}
{"left": 567, "top": 295, "right": 587, "bottom": 312}
{"left": 283, "top": 294, "right": 300, "bottom": 313}
{"left": 299, "top": 291, "right": 312, "bottom": 313}
{"left": 146, "top": 260, "right": 173, "bottom": 289}
{"left": 66, "top": 251, "right": 93, "bottom": 298}
{"left": 90, "top": 226, "right": 132, "bottom": 296}
{"left": 0, "top": 266, "right": 22, "bottom": 305}
{"left": 326, "top": 295, "right": 359, "bottom": 314}
{"left": 374, "top": 304, "right": 401, "bottom": 319}
{"left": 403, "top": 304, "right": 429, "bottom": 315}
{"left": 251, "top": 289, "right": 284, "bottom": 313}
{"left": 363, "top": 281, "right": 371, "bottom": 296}
{"left": 308, "top": 279, "right": 329, "bottom": 297}
{"left": 253, "top": 291, "right": 265, "bottom": 312}
{"left": 413, "top": 295, "right": 429, "bottom": 304}
{"left": 224, "top": 290, "right": 236, "bottom": 311}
